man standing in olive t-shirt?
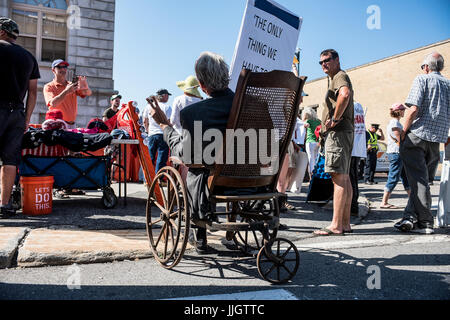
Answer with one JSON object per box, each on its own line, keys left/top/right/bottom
{"left": 0, "top": 17, "right": 40, "bottom": 218}
{"left": 314, "top": 49, "right": 355, "bottom": 236}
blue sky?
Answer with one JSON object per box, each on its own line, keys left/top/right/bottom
{"left": 113, "top": 0, "right": 450, "bottom": 109}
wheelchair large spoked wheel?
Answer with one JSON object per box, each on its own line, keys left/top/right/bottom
{"left": 146, "top": 166, "right": 189, "bottom": 269}
{"left": 256, "top": 238, "right": 299, "bottom": 284}
{"left": 232, "top": 198, "right": 279, "bottom": 256}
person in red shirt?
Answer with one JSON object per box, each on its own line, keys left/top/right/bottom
{"left": 43, "top": 59, "right": 91, "bottom": 128}
{"left": 43, "top": 59, "right": 91, "bottom": 197}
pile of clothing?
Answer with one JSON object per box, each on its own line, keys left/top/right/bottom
{"left": 22, "top": 110, "right": 114, "bottom": 153}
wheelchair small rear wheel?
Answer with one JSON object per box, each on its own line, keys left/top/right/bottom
{"left": 256, "top": 238, "right": 299, "bottom": 284}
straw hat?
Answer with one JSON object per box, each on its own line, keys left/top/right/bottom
{"left": 176, "top": 75, "right": 202, "bottom": 98}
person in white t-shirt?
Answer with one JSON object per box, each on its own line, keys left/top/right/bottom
{"left": 277, "top": 92, "right": 308, "bottom": 212}
{"left": 288, "top": 113, "right": 309, "bottom": 194}
{"left": 350, "top": 102, "right": 367, "bottom": 215}
{"left": 143, "top": 89, "right": 172, "bottom": 174}
{"left": 170, "top": 75, "right": 203, "bottom": 134}
{"left": 380, "top": 103, "right": 410, "bottom": 209}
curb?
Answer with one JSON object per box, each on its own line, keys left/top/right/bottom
{"left": 0, "top": 227, "right": 29, "bottom": 269}
{"left": 16, "top": 229, "right": 153, "bottom": 268}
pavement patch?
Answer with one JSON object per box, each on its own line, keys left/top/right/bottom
{"left": 17, "top": 229, "right": 153, "bottom": 268}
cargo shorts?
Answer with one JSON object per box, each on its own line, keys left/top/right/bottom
{"left": 0, "top": 108, "right": 26, "bottom": 166}
{"left": 324, "top": 130, "right": 354, "bottom": 175}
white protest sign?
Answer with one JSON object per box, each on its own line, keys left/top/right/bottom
{"left": 352, "top": 102, "right": 368, "bottom": 159}
{"left": 229, "top": 0, "right": 302, "bottom": 91}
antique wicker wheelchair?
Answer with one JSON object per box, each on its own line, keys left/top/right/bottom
{"left": 145, "top": 69, "right": 306, "bottom": 284}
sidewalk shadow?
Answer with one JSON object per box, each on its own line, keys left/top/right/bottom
{"left": 1, "top": 248, "right": 448, "bottom": 300}
{"left": 0, "top": 196, "right": 148, "bottom": 230}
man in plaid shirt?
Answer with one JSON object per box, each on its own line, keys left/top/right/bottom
{"left": 395, "top": 52, "right": 450, "bottom": 235}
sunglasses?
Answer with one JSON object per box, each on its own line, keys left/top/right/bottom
{"left": 319, "top": 57, "right": 334, "bottom": 65}
{"left": 421, "top": 64, "right": 427, "bottom": 70}
{"left": 55, "top": 65, "right": 68, "bottom": 69}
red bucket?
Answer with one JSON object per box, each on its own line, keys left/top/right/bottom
{"left": 20, "top": 176, "right": 54, "bottom": 216}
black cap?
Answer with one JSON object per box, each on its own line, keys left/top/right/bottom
{"left": 156, "top": 89, "right": 171, "bottom": 96}
{"left": 0, "top": 17, "right": 19, "bottom": 38}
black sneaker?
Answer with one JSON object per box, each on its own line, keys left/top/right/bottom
{"left": 278, "top": 223, "right": 289, "bottom": 230}
{"left": 194, "top": 243, "right": 216, "bottom": 255}
{"left": 394, "top": 219, "right": 414, "bottom": 232}
{"left": 410, "top": 223, "right": 435, "bottom": 235}
{"left": 0, "top": 206, "right": 16, "bottom": 219}
{"left": 188, "top": 229, "right": 214, "bottom": 255}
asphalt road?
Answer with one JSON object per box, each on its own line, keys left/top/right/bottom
{"left": 1, "top": 238, "right": 449, "bottom": 300}
{"left": 1, "top": 177, "right": 449, "bottom": 302}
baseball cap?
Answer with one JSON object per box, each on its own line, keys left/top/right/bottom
{"left": 51, "top": 59, "right": 69, "bottom": 68}
{"left": 111, "top": 94, "right": 122, "bottom": 101}
{"left": 301, "top": 91, "right": 309, "bottom": 97}
{"left": 156, "top": 89, "right": 172, "bottom": 96}
{"left": 0, "top": 17, "right": 19, "bottom": 38}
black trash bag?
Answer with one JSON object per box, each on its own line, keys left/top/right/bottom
{"left": 22, "top": 128, "right": 45, "bottom": 149}
{"left": 22, "top": 128, "right": 60, "bottom": 149}
{"left": 306, "top": 154, "right": 334, "bottom": 203}
{"left": 82, "top": 133, "right": 113, "bottom": 151}
{"left": 49, "top": 130, "right": 85, "bottom": 152}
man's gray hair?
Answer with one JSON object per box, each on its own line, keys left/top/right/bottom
{"left": 423, "top": 52, "right": 444, "bottom": 72}
{"left": 195, "top": 51, "right": 230, "bottom": 92}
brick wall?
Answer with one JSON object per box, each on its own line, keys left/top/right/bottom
{"left": 1, "top": 0, "right": 116, "bottom": 127}
{"left": 62, "top": 0, "right": 116, "bottom": 126}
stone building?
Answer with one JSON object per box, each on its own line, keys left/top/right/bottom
{"left": 0, "top": 0, "right": 116, "bottom": 126}
{"left": 302, "top": 39, "right": 450, "bottom": 137}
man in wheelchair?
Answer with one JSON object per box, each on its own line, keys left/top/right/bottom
{"left": 148, "top": 51, "right": 235, "bottom": 254}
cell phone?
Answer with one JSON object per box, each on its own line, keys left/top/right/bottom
{"left": 72, "top": 75, "right": 78, "bottom": 84}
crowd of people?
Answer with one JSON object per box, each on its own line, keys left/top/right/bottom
{"left": 1, "top": 17, "right": 449, "bottom": 249}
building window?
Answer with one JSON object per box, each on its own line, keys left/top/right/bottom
{"left": 12, "top": 0, "right": 68, "bottom": 62}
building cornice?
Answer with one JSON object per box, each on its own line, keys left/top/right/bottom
{"left": 306, "top": 38, "right": 450, "bottom": 84}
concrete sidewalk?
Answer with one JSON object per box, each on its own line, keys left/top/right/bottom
{"left": 0, "top": 177, "right": 448, "bottom": 269}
